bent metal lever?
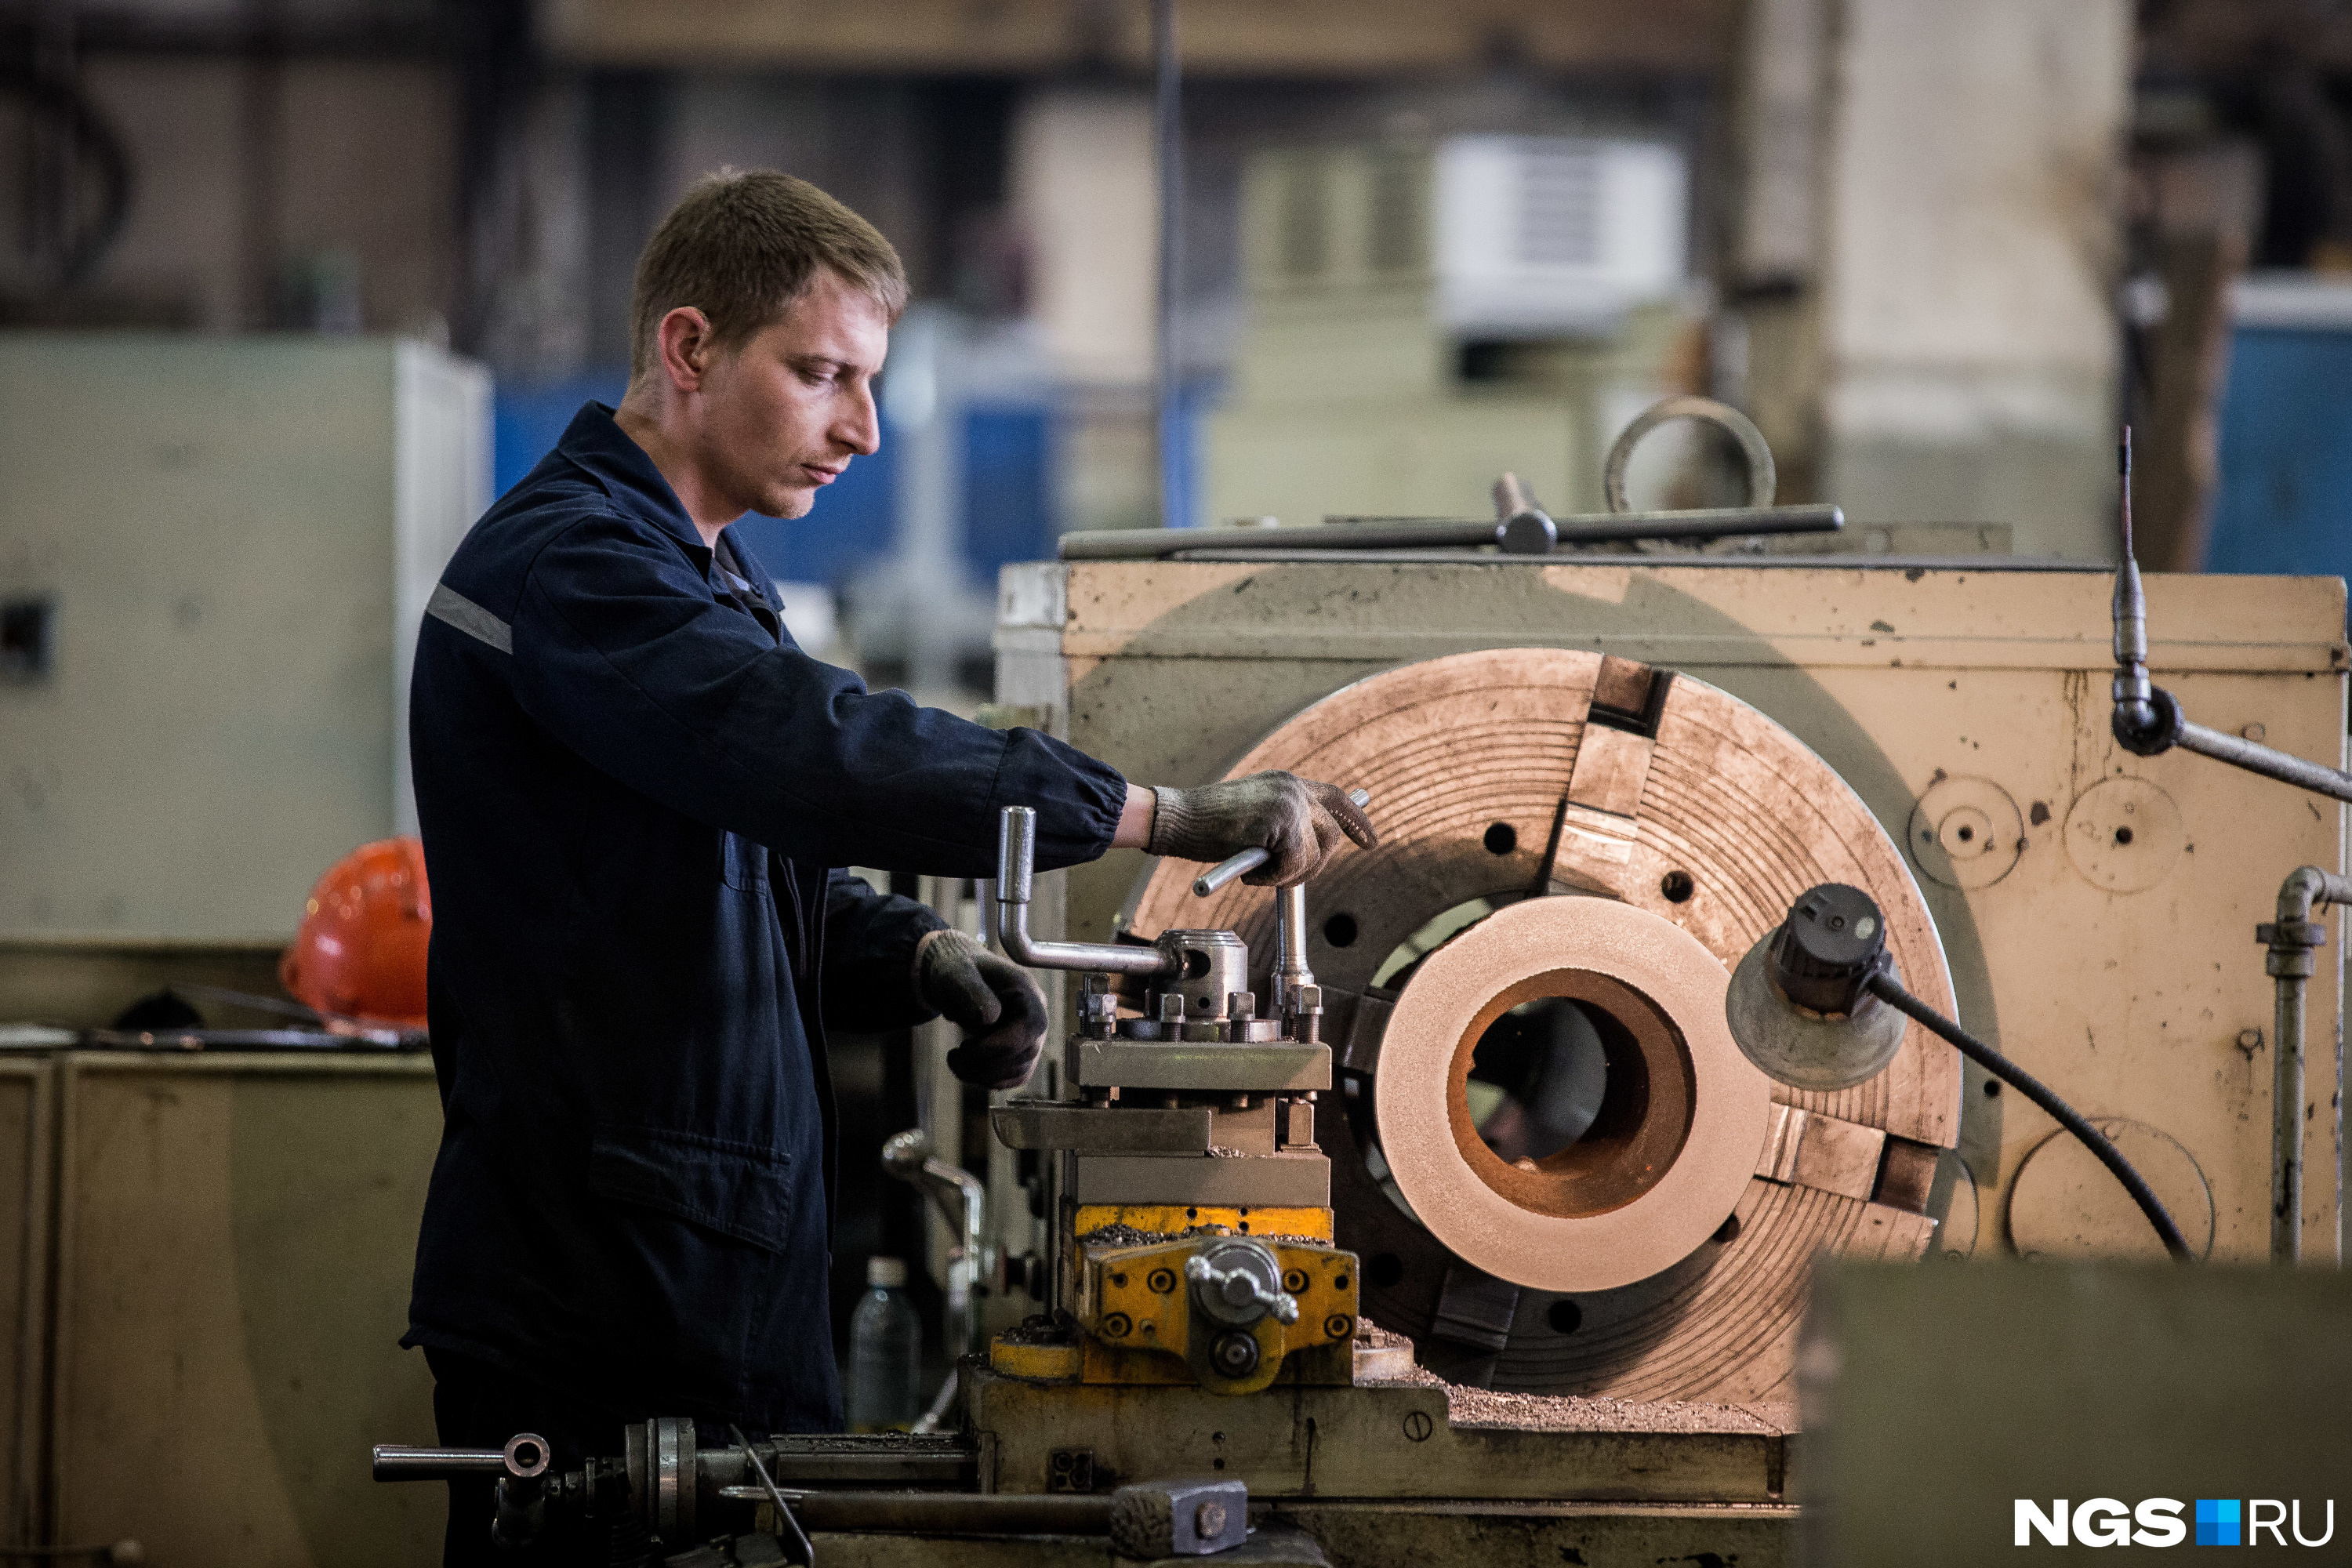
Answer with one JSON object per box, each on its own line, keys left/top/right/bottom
{"left": 2111, "top": 426, "right": 2352, "bottom": 802}
{"left": 995, "top": 806, "right": 1178, "bottom": 975}
{"left": 372, "top": 1436, "right": 548, "bottom": 1480}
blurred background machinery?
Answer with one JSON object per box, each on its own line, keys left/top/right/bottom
{"left": 8, "top": 0, "right": 2352, "bottom": 708}
{"left": 1204, "top": 132, "right": 1700, "bottom": 526}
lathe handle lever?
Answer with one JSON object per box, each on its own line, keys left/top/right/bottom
{"left": 1192, "top": 788, "right": 1371, "bottom": 896}
{"left": 372, "top": 1434, "right": 550, "bottom": 1482}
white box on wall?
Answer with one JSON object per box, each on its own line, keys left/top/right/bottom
{"left": 1433, "top": 136, "right": 1690, "bottom": 336}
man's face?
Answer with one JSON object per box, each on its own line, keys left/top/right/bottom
{"left": 692, "top": 269, "right": 889, "bottom": 521}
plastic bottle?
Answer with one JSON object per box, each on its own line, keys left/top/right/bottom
{"left": 846, "top": 1255, "right": 923, "bottom": 1432}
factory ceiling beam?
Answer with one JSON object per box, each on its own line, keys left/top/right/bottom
{"left": 537, "top": 0, "right": 1736, "bottom": 77}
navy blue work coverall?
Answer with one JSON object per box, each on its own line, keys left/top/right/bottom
{"left": 401, "top": 403, "right": 1125, "bottom": 1446}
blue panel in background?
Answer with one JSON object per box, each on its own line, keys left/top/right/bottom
{"left": 962, "top": 405, "right": 1054, "bottom": 582}
{"left": 2207, "top": 328, "right": 2352, "bottom": 583}
{"left": 493, "top": 369, "right": 629, "bottom": 500}
{"left": 494, "top": 368, "right": 898, "bottom": 590}
{"left": 1162, "top": 376, "right": 1221, "bottom": 532}
{"left": 730, "top": 445, "right": 897, "bottom": 590}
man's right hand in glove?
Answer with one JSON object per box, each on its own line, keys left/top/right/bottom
{"left": 1134, "top": 771, "right": 1377, "bottom": 884}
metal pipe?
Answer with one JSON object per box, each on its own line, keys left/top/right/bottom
{"left": 880, "top": 1128, "right": 987, "bottom": 1360}
{"left": 1274, "top": 883, "right": 1312, "bottom": 1012}
{"left": 720, "top": 1490, "right": 1119, "bottom": 1535}
{"left": 2111, "top": 430, "right": 2352, "bottom": 801}
{"left": 1058, "top": 503, "right": 1844, "bottom": 561}
{"left": 996, "top": 807, "right": 1176, "bottom": 975}
{"left": 729, "top": 1424, "right": 814, "bottom": 1566}
{"left": 1152, "top": 0, "right": 1182, "bottom": 531}
{"left": 2176, "top": 722, "right": 2352, "bottom": 804}
{"left": 975, "top": 877, "right": 997, "bottom": 949}
{"left": 372, "top": 1445, "right": 524, "bottom": 1480}
{"left": 2261, "top": 867, "right": 2352, "bottom": 1263}
{"left": 2111, "top": 430, "right": 2156, "bottom": 735}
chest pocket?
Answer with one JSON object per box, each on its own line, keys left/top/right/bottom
{"left": 721, "top": 830, "right": 769, "bottom": 891}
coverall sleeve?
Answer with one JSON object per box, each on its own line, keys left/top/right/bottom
{"left": 504, "top": 509, "right": 1125, "bottom": 875}
{"left": 820, "top": 869, "right": 949, "bottom": 1033}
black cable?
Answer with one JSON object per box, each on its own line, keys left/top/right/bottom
{"left": 1867, "top": 973, "right": 2193, "bottom": 1261}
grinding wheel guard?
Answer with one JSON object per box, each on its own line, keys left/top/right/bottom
{"left": 1375, "top": 896, "right": 1771, "bottom": 1294}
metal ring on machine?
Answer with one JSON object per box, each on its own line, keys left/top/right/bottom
{"left": 1372, "top": 895, "right": 1771, "bottom": 1294}
{"left": 654, "top": 1416, "right": 695, "bottom": 1542}
{"left": 1602, "top": 395, "right": 1777, "bottom": 514}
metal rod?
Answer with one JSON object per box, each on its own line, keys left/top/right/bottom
{"left": 996, "top": 807, "right": 1177, "bottom": 975}
{"left": 1152, "top": 0, "right": 1182, "bottom": 530}
{"left": 1060, "top": 504, "right": 1842, "bottom": 560}
{"left": 1865, "top": 973, "right": 2194, "bottom": 1261}
{"left": 2278, "top": 946, "right": 2307, "bottom": 1265}
{"left": 2111, "top": 424, "right": 2352, "bottom": 801}
{"left": 880, "top": 1128, "right": 987, "bottom": 1360}
{"left": 2112, "top": 429, "right": 2155, "bottom": 733}
{"left": 372, "top": 1445, "right": 515, "bottom": 1479}
{"left": 1275, "top": 883, "right": 1312, "bottom": 1013}
{"left": 913, "top": 1365, "right": 960, "bottom": 1436}
{"left": 721, "top": 1490, "right": 1118, "bottom": 1535}
{"left": 2263, "top": 867, "right": 2352, "bottom": 1263}
{"left": 731, "top": 1423, "right": 814, "bottom": 1566}
{"left": 2176, "top": 720, "right": 2352, "bottom": 804}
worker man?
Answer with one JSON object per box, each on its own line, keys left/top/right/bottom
{"left": 404, "top": 169, "right": 1374, "bottom": 1562}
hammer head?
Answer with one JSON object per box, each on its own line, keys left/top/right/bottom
{"left": 1108, "top": 1477, "right": 1249, "bottom": 1558}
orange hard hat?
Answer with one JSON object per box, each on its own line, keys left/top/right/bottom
{"left": 279, "top": 837, "right": 432, "bottom": 1028}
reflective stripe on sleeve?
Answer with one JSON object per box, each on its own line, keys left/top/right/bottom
{"left": 426, "top": 583, "right": 514, "bottom": 654}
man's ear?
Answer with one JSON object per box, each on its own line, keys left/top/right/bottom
{"left": 655, "top": 307, "right": 715, "bottom": 394}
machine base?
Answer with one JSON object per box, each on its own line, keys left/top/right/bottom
{"left": 776, "top": 1505, "right": 1796, "bottom": 1568}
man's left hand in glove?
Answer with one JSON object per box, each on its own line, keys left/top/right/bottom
{"left": 913, "top": 928, "right": 1050, "bottom": 1090}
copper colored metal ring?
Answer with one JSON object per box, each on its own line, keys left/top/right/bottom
{"left": 1374, "top": 896, "right": 1770, "bottom": 1294}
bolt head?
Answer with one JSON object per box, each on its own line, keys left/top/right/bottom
{"left": 1209, "top": 1330, "right": 1261, "bottom": 1378}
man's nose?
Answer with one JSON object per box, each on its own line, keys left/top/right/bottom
{"left": 837, "top": 384, "right": 880, "bottom": 457}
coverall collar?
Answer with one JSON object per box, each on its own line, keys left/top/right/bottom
{"left": 556, "top": 401, "right": 722, "bottom": 563}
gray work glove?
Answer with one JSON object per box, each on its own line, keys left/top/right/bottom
{"left": 913, "top": 928, "right": 1049, "bottom": 1090}
{"left": 1146, "top": 771, "right": 1379, "bottom": 885}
